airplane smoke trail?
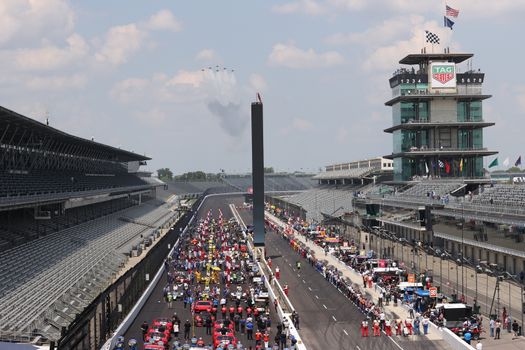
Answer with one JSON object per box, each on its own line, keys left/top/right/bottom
{"left": 200, "top": 67, "right": 248, "bottom": 137}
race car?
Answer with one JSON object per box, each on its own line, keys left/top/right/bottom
{"left": 152, "top": 318, "right": 173, "bottom": 331}
{"left": 144, "top": 330, "right": 169, "bottom": 345}
{"left": 213, "top": 334, "right": 237, "bottom": 348}
{"left": 193, "top": 300, "right": 213, "bottom": 313}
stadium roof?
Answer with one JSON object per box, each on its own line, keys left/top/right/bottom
{"left": 0, "top": 106, "right": 150, "bottom": 162}
{"left": 313, "top": 167, "right": 373, "bottom": 180}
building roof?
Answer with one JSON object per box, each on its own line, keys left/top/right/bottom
{"left": 0, "top": 105, "right": 150, "bottom": 162}
{"left": 385, "top": 149, "right": 498, "bottom": 159}
{"left": 399, "top": 53, "right": 473, "bottom": 65}
{"left": 384, "top": 121, "right": 495, "bottom": 133}
{"left": 385, "top": 93, "right": 491, "bottom": 106}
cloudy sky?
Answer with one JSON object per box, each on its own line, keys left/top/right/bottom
{"left": 1, "top": 0, "right": 524, "bottom": 174}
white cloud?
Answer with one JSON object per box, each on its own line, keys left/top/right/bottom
{"left": 195, "top": 49, "right": 217, "bottom": 62}
{"left": 325, "top": 15, "right": 423, "bottom": 46}
{"left": 517, "top": 86, "right": 525, "bottom": 113}
{"left": 249, "top": 74, "right": 267, "bottom": 92}
{"left": 25, "top": 73, "right": 87, "bottom": 90}
{"left": 144, "top": 9, "right": 182, "bottom": 32}
{"left": 95, "top": 24, "right": 145, "bottom": 65}
{"left": 0, "top": 0, "right": 75, "bottom": 46}
{"left": 280, "top": 117, "right": 314, "bottom": 135}
{"left": 363, "top": 20, "right": 454, "bottom": 71}
{"left": 110, "top": 78, "right": 149, "bottom": 103}
{"left": 166, "top": 70, "right": 205, "bottom": 88}
{"left": 268, "top": 43, "right": 344, "bottom": 69}
{"left": 2, "top": 34, "right": 89, "bottom": 71}
{"left": 272, "top": 0, "right": 327, "bottom": 15}
{"left": 292, "top": 117, "right": 313, "bottom": 130}
{"left": 272, "top": 0, "right": 525, "bottom": 19}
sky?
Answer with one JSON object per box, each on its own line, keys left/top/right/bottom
{"left": 1, "top": 0, "right": 525, "bottom": 175}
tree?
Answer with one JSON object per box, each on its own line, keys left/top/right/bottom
{"left": 506, "top": 166, "right": 521, "bottom": 173}
{"left": 157, "top": 168, "right": 173, "bottom": 181}
{"left": 264, "top": 167, "right": 274, "bottom": 174}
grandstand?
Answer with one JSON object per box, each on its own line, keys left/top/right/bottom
{"left": 279, "top": 186, "right": 356, "bottom": 222}
{"left": 222, "top": 174, "right": 317, "bottom": 192}
{"left": 0, "top": 106, "right": 176, "bottom": 343}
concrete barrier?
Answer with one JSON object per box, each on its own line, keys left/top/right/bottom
{"left": 230, "top": 204, "right": 307, "bottom": 350}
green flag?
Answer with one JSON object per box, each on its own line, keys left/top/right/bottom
{"left": 488, "top": 158, "right": 499, "bottom": 168}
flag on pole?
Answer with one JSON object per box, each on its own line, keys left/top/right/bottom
{"left": 444, "top": 16, "right": 455, "bottom": 30}
{"left": 445, "top": 161, "right": 451, "bottom": 174}
{"left": 446, "top": 5, "right": 460, "bottom": 17}
{"left": 438, "top": 160, "right": 444, "bottom": 168}
{"left": 488, "top": 158, "right": 499, "bottom": 168}
{"left": 425, "top": 162, "right": 429, "bottom": 174}
{"left": 425, "top": 30, "right": 440, "bottom": 44}
{"left": 515, "top": 156, "right": 522, "bottom": 167}
{"left": 503, "top": 157, "right": 510, "bottom": 167}
{"left": 459, "top": 158, "right": 463, "bottom": 172}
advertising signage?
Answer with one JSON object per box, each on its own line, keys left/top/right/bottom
{"left": 429, "top": 62, "right": 456, "bottom": 93}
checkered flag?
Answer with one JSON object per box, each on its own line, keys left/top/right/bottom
{"left": 425, "top": 30, "right": 440, "bottom": 44}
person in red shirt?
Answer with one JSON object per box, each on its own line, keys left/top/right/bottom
{"left": 373, "top": 319, "right": 381, "bottom": 336}
{"left": 255, "top": 330, "right": 262, "bottom": 345}
{"left": 263, "top": 332, "right": 270, "bottom": 348}
{"left": 361, "top": 319, "right": 369, "bottom": 337}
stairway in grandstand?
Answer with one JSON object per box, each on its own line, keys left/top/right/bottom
{"left": 0, "top": 201, "right": 175, "bottom": 342}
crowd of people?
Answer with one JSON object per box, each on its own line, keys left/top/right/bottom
{"left": 115, "top": 208, "right": 301, "bottom": 350}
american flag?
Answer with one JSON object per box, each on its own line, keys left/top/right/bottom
{"left": 446, "top": 5, "right": 459, "bottom": 17}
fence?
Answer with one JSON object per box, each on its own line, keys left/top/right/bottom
{"left": 55, "top": 196, "right": 204, "bottom": 350}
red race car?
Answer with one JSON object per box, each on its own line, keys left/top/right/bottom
{"left": 152, "top": 318, "right": 173, "bottom": 331}
{"left": 213, "top": 333, "right": 237, "bottom": 348}
{"left": 193, "top": 300, "right": 213, "bottom": 313}
{"left": 144, "top": 331, "right": 169, "bottom": 345}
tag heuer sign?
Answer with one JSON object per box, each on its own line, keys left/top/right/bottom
{"left": 429, "top": 62, "right": 456, "bottom": 91}
{"left": 432, "top": 65, "right": 454, "bottom": 84}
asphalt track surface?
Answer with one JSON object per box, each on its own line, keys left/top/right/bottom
{"left": 234, "top": 203, "right": 449, "bottom": 350}
{"left": 123, "top": 195, "right": 278, "bottom": 349}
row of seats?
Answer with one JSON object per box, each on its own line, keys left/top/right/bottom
{"left": 0, "top": 201, "right": 176, "bottom": 341}
{"left": 471, "top": 184, "right": 525, "bottom": 209}
{"left": 0, "top": 198, "right": 137, "bottom": 251}
{"left": 281, "top": 187, "right": 358, "bottom": 222}
{"left": 398, "top": 181, "right": 463, "bottom": 198}
{"left": 223, "top": 175, "right": 317, "bottom": 192}
{"left": 0, "top": 170, "right": 148, "bottom": 198}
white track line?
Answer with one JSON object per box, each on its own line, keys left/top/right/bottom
{"left": 343, "top": 329, "right": 348, "bottom": 336}
{"left": 323, "top": 304, "right": 327, "bottom": 309}
{"left": 332, "top": 315, "right": 337, "bottom": 322}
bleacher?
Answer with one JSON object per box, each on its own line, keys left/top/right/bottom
{"left": 166, "top": 181, "right": 227, "bottom": 195}
{"left": 313, "top": 167, "right": 373, "bottom": 180}
{"left": 0, "top": 201, "right": 175, "bottom": 341}
{"left": 471, "top": 184, "right": 525, "bottom": 209}
{"left": 223, "top": 175, "right": 316, "bottom": 192}
{"left": 281, "top": 186, "right": 357, "bottom": 221}
{"left": 0, "top": 170, "right": 148, "bottom": 199}
{"left": 397, "top": 181, "right": 463, "bottom": 198}
{"left": 0, "top": 197, "right": 139, "bottom": 251}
